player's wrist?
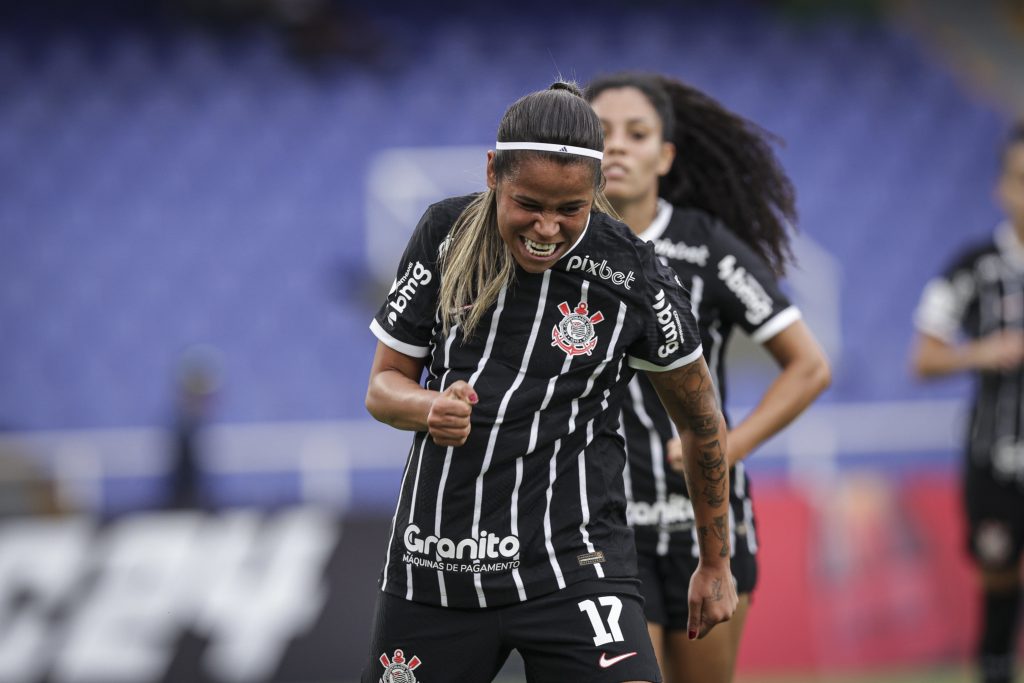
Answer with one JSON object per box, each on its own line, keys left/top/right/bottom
{"left": 696, "top": 556, "right": 731, "bottom": 573}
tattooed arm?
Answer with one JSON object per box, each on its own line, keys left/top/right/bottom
{"left": 647, "top": 356, "right": 738, "bottom": 639}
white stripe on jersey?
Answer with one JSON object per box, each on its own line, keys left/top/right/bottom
{"left": 432, "top": 287, "right": 507, "bottom": 606}
{"left": 429, "top": 325, "right": 460, "bottom": 603}
{"left": 505, "top": 270, "right": 552, "bottom": 602}
{"left": 511, "top": 456, "right": 526, "bottom": 600}
{"left": 997, "top": 268, "right": 1021, "bottom": 452}
{"left": 728, "top": 503, "right": 737, "bottom": 559}
{"left": 577, "top": 421, "right": 605, "bottom": 579}
{"left": 544, "top": 439, "right": 567, "bottom": 589}
{"left": 381, "top": 439, "right": 418, "bottom": 595}
{"left": 707, "top": 319, "right": 724, "bottom": 407}
{"left": 744, "top": 496, "right": 758, "bottom": 554}
{"left": 542, "top": 282, "right": 591, "bottom": 587}
{"left": 689, "top": 275, "right": 704, "bottom": 319}
{"left": 528, "top": 317, "right": 576, "bottom": 456}
{"left": 626, "top": 377, "right": 670, "bottom": 557}
{"left": 472, "top": 272, "right": 551, "bottom": 606}
{"left": 405, "top": 437, "right": 429, "bottom": 600}
{"left": 619, "top": 418, "right": 633, "bottom": 505}
{"left": 734, "top": 460, "right": 745, "bottom": 498}
{"left": 576, "top": 301, "right": 628, "bottom": 575}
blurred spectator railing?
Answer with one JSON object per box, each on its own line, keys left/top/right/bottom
{"left": 0, "top": 399, "right": 965, "bottom": 516}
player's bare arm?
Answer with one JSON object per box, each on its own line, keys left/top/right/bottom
{"left": 726, "top": 320, "right": 831, "bottom": 465}
{"left": 913, "top": 330, "right": 1024, "bottom": 378}
{"left": 647, "top": 357, "right": 738, "bottom": 639}
{"left": 365, "top": 341, "right": 477, "bottom": 446}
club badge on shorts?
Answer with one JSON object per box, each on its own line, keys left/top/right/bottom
{"left": 552, "top": 301, "right": 604, "bottom": 357}
{"left": 379, "top": 649, "right": 421, "bottom": 682}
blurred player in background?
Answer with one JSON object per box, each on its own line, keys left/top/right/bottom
{"left": 362, "top": 81, "right": 736, "bottom": 683}
{"left": 586, "top": 73, "right": 831, "bottom": 683}
{"left": 912, "top": 123, "right": 1024, "bottom": 683}
{"left": 168, "top": 345, "right": 221, "bottom": 510}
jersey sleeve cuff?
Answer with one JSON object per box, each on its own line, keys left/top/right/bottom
{"left": 627, "top": 345, "right": 704, "bottom": 373}
{"left": 912, "top": 315, "right": 958, "bottom": 343}
{"left": 913, "top": 279, "right": 961, "bottom": 343}
{"left": 750, "top": 306, "right": 802, "bottom": 344}
{"left": 370, "top": 319, "right": 431, "bottom": 358}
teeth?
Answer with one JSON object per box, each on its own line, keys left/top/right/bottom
{"left": 524, "top": 238, "right": 557, "bottom": 257}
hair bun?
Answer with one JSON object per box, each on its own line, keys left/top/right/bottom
{"left": 548, "top": 80, "right": 584, "bottom": 98}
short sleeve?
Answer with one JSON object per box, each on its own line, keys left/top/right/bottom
{"left": 627, "top": 244, "right": 704, "bottom": 372}
{"left": 706, "top": 225, "right": 800, "bottom": 344}
{"left": 370, "top": 204, "right": 446, "bottom": 358}
{"left": 913, "top": 253, "right": 977, "bottom": 343}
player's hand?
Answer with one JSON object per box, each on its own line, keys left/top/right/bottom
{"left": 427, "top": 381, "right": 477, "bottom": 447}
{"left": 665, "top": 437, "right": 684, "bottom": 473}
{"left": 974, "top": 330, "right": 1024, "bottom": 372}
{"left": 687, "top": 562, "right": 737, "bottom": 640}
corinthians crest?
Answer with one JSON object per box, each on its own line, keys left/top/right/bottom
{"left": 379, "top": 649, "right": 421, "bottom": 682}
{"left": 552, "top": 301, "right": 604, "bottom": 357}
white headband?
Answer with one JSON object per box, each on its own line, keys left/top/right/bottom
{"left": 495, "top": 141, "right": 604, "bottom": 160}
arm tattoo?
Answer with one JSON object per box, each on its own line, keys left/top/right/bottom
{"left": 699, "top": 441, "right": 727, "bottom": 509}
{"left": 672, "top": 364, "right": 719, "bottom": 436}
{"left": 711, "top": 578, "right": 723, "bottom": 601}
{"left": 698, "top": 514, "right": 730, "bottom": 560}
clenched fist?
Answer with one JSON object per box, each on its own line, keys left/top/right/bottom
{"left": 427, "top": 381, "right": 477, "bottom": 447}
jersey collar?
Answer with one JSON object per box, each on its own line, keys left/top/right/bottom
{"left": 996, "top": 221, "right": 1024, "bottom": 271}
{"left": 636, "top": 199, "right": 673, "bottom": 242}
{"left": 557, "top": 212, "right": 591, "bottom": 262}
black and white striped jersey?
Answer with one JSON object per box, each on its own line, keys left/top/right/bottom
{"left": 369, "top": 194, "right": 703, "bottom": 609}
{"left": 620, "top": 201, "right": 801, "bottom": 557}
{"left": 915, "top": 222, "right": 1024, "bottom": 486}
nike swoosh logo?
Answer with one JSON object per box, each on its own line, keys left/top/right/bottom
{"left": 598, "top": 651, "right": 638, "bottom": 668}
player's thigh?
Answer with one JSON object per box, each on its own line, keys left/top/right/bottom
{"left": 507, "top": 579, "right": 661, "bottom": 683}
{"left": 360, "top": 590, "right": 509, "bottom": 683}
{"left": 964, "top": 466, "right": 1024, "bottom": 572}
{"left": 647, "top": 621, "right": 667, "bottom": 676}
{"left": 664, "top": 594, "right": 750, "bottom": 683}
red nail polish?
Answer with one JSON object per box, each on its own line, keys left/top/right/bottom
{"left": 688, "top": 630, "right": 697, "bottom": 640}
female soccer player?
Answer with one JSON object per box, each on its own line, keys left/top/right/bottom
{"left": 585, "top": 73, "right": 831, "bottom": 683}
{"left": 361, "top": 81, "right": 737, "bottom": 683}
{"left": 912, "top": 123, "right": 1024, "bottom": 683}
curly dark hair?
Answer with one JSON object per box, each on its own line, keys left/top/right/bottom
{"left": 585, "top": 72, "right": 797, "bottom": 276}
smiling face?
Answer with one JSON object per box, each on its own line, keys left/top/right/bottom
{"left": 589, "top": 86, "right": 674, "bottom": 207}
{"left": 487, "top": 152, "right": 596, "bottom": 273}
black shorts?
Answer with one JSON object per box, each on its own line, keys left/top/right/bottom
{"left": 636, "top": 542, "right": 757, "bottom": 631}
{"left": 965, "top": 465, "right": 1024, "bottom": 570}
{"left": 361, "top": 579, "right": 661, "bottom": 683}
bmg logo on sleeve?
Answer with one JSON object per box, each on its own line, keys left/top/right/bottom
{"left": 386, "top": 262, "right": 434, "bottom": 325}
{"left": 652, "top": 288, "right": 684, "bottom": 358}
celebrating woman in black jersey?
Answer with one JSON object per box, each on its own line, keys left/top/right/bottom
{"left": 585, "top": 73, "right": 831, "bottom": 683}
{"left": 362, "top": 81, "right": 736, "bottom": 683}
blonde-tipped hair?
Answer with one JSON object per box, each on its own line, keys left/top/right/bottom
{"left": 438, "top": 190, "right": 510, "bottom": 337}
